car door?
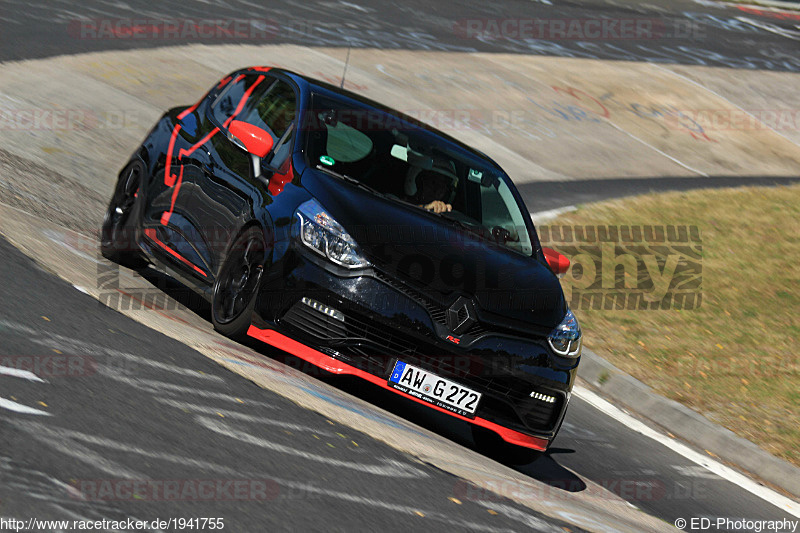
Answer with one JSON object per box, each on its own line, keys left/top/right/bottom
{"left": 191, "top": 74, "right": 298, "bottom": 277}
{"left": 142, "top": 106, "right": 215, "bottom": 281}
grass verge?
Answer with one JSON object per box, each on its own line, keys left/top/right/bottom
{"left": 545, "top": 184, "right": 800, "bottom": 466}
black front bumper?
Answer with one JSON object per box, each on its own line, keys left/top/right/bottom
{"left": 253, "top": 250, "right": 579, "bottom": 442}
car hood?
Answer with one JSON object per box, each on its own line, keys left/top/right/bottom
{"left": 299, "top": 168, "right": 566, "bottom": 331}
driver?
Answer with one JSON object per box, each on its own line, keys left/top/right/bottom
{"left": 404, "top": 159, "right": 458, "bottom": 214}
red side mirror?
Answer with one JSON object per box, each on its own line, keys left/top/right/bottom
{"left": 228, "top": 120, "right": 274, "bottom": 158}
{"left": 542, "top": 247, "right": 570, "bottom": 276}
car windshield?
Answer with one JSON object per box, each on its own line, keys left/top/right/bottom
{"left": 304, "top": 93, "right": 534, "bottom": 256}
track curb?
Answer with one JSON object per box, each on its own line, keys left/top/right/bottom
{"left": 577, "top": 347, "right": 800, "bottom": 498}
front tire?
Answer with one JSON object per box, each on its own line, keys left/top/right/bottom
{"left": 101, "top": 162, "right": 148, "bottom": 269}
{"left": 211, "top": 226, "right": 266, "bottom": 339}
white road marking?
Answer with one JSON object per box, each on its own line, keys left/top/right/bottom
{"left": 0, "top": 366, "right": 52, "bottom": 416}
{"left": 72, "top": 284, "right": 90, "bottom": 295}
{"left": 11, "top": 420, "right": 147, "bottom": 478}
{"left": 477, "top": 501, "right": 610, "bottom": 533}
{"left": 11, "top": 420, "right": 523, "bottom": 532}
{"left": 692, "top": 0, "right": 728, "bottom": 7}
{"left": 0, "top": 364, "right": 46, "bottom": 382}
{"left": 98, "top": 368, "right": 274, "bottom": 408}
{"left": 196, "top": 415, "right": 429, "bottom": 479}
{"left": 42, "top": 229, "right": 103, "bottom": 265}
{"left": 531, "top": 206, "right": 577, "bottom": 225}
{"left": 672, "top": 464, "right": 723, "bottom": 480}
{"left": 603, "top": 120, "right": 710, "bottom": 177}
{"left": 156, "top": 399, "right": 339, "bottom": 436}
{"left": 0, "top": 319, "right": 224, "bottom": 381}
{"left": 0, "top": 397, "right": 50, "bottom": 416}
{"left": 337, "top": 1, "right": 370, "bottom": 12}
{"left": 651, "top": 63, "right": 800, "bottom": 150}
{"left": 573, "top": 385, "right": 800, "bottom": 518}
{"left": 736, "top": 16, "right": 800, "bottom": 40}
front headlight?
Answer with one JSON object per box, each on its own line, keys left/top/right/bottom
{"left": 295, "top": 199, "right": 370, "bottom": 269}
{"left": 547, "top": 309, "right": 582, "bottom": 358}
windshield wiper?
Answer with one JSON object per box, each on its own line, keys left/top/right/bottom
{"left": 437, "top": 211, "right": 492, "bottom": 242}
{"left": 315, "top": 165, "right": 384, "bottom": 197}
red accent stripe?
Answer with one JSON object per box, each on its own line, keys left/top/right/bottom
{"left": 144, "top": 228, "right": 207, "bottom": 277}
{"left": 160, "top": 72, "right": 270, "bottom": 242}
{"left": 161, "top": 164, "right": 185, "bottom": 226}
{"left": 177, "top": 100, "right": 201, "bottom": 121}
{"left": 164, "top": 125, "right": 182, "bottom": 188}
{"left": 216, "top": 75, "right": 233, "bottom": 89}
{"left": 179, "top": 127, "right": 220, "bottom": 159}
{"left": 164, "top": 73, "right": 265, "bottom": 223}
{"left": 246, "top": 326, "right": 549, "bottom": 450}
{"left": 162, "top": 127, "right": 221, "bottom": 225}
{"left": 223, "top": 75, "right": 266, "bottom": 128}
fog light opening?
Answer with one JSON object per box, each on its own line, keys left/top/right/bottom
{"left": 529, "top": 391, "right": 556, "bottom": 403}
{"left": 301, "top": 297, "right": 345, "bottom": 322}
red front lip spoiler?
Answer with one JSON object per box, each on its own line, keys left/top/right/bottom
{"left": 247, "top": 325, "right": 549, "bottom": 451}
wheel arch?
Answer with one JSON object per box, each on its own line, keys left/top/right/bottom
{"left": 217, "top": 217, "right": 274, "bottom": 279}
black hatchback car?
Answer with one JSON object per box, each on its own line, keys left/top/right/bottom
{"left": 101, "top": 66, "right": 582, "bottom": 462}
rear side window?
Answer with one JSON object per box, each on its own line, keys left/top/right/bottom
{"left": 323, "top": 120, "right": 373, "bottom": 163}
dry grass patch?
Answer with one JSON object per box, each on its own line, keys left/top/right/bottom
{"left": 548, "top": 184, "right": 800, "bottom": 465}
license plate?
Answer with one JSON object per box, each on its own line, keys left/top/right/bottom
{"left": 388, "top": 360, "right": 481, "bottom": 418}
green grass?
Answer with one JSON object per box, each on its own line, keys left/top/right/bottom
{"left": 549, "top": 184, "right": 800, "bottom": 466}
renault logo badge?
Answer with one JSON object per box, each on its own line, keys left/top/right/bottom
{"left": 447, "top": 296, "right": 476, "bottom": 334}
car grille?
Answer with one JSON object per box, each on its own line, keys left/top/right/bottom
{"left": 279, "top": 298, "right": 563, "bottom": 432}
{"left": 280, "top": 300, "right": 420, "bottom": 357}
{"left": 371, "top": 271, "right": 506, "bottom": 339}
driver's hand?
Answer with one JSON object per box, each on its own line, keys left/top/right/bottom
{"left": 423, "top": 201, "right": 452, "bottom": 213}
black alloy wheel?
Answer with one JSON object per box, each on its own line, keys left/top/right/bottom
{"left": 212, "top": 226, "right": 266, "bottom": 339}
{"left": 100, "top": 162, "right": 147, "bottom": 268}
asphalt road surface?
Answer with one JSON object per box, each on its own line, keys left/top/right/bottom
{"left": 0, "top": 236, "right": 581, "bottom": 532}
{"left": 1, "top": 0, "right": 799, "bottom": 531}
{"left": 1, "top": 0, "right": 799, "bottom": 72}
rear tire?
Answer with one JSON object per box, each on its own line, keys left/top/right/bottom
{"left": 471, "top": 426, "right": 544, "bottom": 466}
{"left": 100, "top": 162, "right": 148, "bottom": 269}
{"left": 211, "top": 226, "right": 266, "bottom": 340}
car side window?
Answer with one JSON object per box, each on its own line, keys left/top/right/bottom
{"left": 210, "top": 75, "right": 297, "bottom": 169}
{"left": 210, "top": 75, "right": 261, "bottom": 126}
{"left": 239, "top": 78, "right": 297, "bottom": 169}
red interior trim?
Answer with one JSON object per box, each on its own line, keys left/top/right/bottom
{"left": 246, "top": 326, "right": 549, "bottom": 450}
